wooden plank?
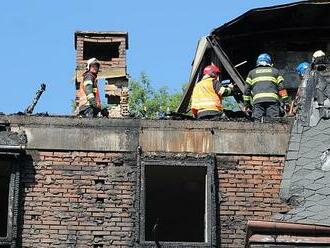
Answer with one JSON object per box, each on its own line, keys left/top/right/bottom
{"left": 76, "top": 68, "right": 127, "bottom": 82}
{"left": 176, "top": 38, "right": 209, "bottom": 113}
{"left": 207, "top": 36, "right": 245, "bottom": 92}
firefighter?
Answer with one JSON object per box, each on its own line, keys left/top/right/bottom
{"left": 296, "top": 62, "right": 310, "bottom": 80}
{"left": 288, "top": 62, "right": 310, "bottom": 116}
{"left": 243, "top": 53, "right": 289, "bottom": 121}
{"left": 78, "top": 58, "right": 107, "bottom": 117}
{"left": 312, "top": 50, "right": 330, "bottom": 107}
{"left": 312, "top": 50, "right": 326, "bottom": 66}
{"left": 191, "top": 64, "right": 234, "bottom": 120}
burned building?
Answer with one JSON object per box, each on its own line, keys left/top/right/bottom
{"left": 177, "top": 1, "right": 330, "bottom": 113}
{"left": 1, "top": 1, "right": 330, "bottom": 248}
{"left": 211, "top": 1, "right": 330, "bottom": 94}
{"left": 0, "top": 116, "right": 291, "bottom": 248}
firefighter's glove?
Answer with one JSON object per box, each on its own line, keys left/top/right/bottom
{"left": 244, "top": 105, "right": 252, "bottom": 115}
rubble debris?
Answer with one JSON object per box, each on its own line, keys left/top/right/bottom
{"left": 24, "top": 83, "right": 46, "bottom": 115}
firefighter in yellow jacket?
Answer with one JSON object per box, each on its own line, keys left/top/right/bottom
{"left": 78, "top": 58, "right": 108, "bottom": 118}
{"left": 191, "top": 64, "right": 233, "bottom": 120}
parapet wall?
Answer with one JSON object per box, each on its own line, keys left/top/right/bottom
{"left": 4, "top": 116, "right": 290, "bottom": 155}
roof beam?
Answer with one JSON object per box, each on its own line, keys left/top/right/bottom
{"left": 206, "top": 36, "right": 245, "bottom": 92}
{"left": 176, "top": 37, "right": 209, "bottom": 113}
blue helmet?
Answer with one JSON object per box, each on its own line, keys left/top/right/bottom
{"left": 256, "top": 53, "right": 272, "bottom": 66}
{"left": 296, "top": 62, "right": 310, "bottom": 77}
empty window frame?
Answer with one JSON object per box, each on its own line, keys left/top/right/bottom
{"left": 107, "top": 95, "right": 121, "bottom": 105}
{"left": 0, "top": 162, "right": 10, "bottom": 238}
{"left": 83, "top": 41, "right": 120, "bottom": 61}
{"left": 0, "top": 158, "right": 20, "bottom": 248}
{"left": 138, "top": 158, "right": 217, "bottom": 247}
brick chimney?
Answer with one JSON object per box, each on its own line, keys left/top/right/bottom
{"left": 74, "top": 31, "right": 129, "bottom": 117}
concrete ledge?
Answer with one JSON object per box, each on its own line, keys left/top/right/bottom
{"left": 140, "top": 120, "right": 290, "bottom": 155}
{"left": 5, "top": 116, "right": 139, "bottom": 152}
{"left": 0, "top": 115, "right": 291, "bottom": 155}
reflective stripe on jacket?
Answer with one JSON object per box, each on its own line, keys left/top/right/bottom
{"left": 191, "top": 77, "right": 223, "bottom": 116}
{"left": 243, "top": 66, "right": 288, "bottom": 105}
{"left": 78, "top": 71, "right": 101, "bottom": 110}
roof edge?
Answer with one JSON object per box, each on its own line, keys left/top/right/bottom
{"left": 211, "top": 1, "right": 330, "bottom": 36}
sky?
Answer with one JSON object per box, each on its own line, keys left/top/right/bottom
{"left": 0, "top": 0, "right": 297, "bottom": 114}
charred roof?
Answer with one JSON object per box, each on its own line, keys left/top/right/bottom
{"left": 211, "top": 1, "right": 330, "bottom": 41}
{"left": 177, "top": 1, "right": 330, "bottom": 113}
{"left": 210, "top": 0, "right": 330, "bottom": 90}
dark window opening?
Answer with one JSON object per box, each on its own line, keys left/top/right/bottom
{"left": 145, "top": 166, "right": 207, "bottom": 242}
{"left": 0, "top": 162, "right": 10, "bottom": 238}
{"left": 107, "top": 95, "right": 121, "bottom": 105}
{"left": 96, "top": 197, "right": 105, "bottom": 204}
{"left": 94, "top": 179, "right": 105, "bottom": 185}
{"left": 83, "top": 41, "right": 120, "bottom": 61}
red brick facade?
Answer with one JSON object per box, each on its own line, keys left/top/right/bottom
{"left": 21, "top": 151, "right": 136, "bottom": 248}
{"left": 218, "top": 155, "right": 290, "bottom": 247}
{"left": 19, "top": 151, "right": 289, "bottom": 247}
{"left": 75, "top": 33, "right": 127, "bottom": 69}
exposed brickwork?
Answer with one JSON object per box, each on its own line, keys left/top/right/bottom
{"left": 21, "top": 151, "right": 136, "bottom": 248}
{"left": 75, "top": 35, "right": 127, "bottom": 69}
{"left": 217, "top": 155, "right": 290, "bottom": 248}
{"left": 18, "top": 150, "right": 289, "bottom": 248}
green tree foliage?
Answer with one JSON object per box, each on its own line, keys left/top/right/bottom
{"left": 129, "top": 73, "right": 185, "bottom": 118}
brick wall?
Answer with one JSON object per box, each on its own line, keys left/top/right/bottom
{"left": 217, "top": 155, "right": 290, "bottom": 248}
{"left": 20, "top": 151, "right": 136, "bottom": 248}
{"left": 18, "top": 151, "right": 289, "bottom": 248}
{"left": 75, "top": 35, "right": 127, "bottom": 69}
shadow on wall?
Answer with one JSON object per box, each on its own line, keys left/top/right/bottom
{"left": 17, "top": 155, "right": 36, "bottom": 248}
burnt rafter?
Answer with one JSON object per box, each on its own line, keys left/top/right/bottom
{"left": 211, "top": 1, "right": 330, "bottom": 40}
{"left": 177, "top": 0, "right": 330, "bottom": 116}
{"left": 206, "top": 37, "right": 245, "bottom": 92}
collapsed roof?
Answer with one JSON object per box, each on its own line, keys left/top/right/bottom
{"left": 177, "top": 0, "right": 330, "bottom": 114}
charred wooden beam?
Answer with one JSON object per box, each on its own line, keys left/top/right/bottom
{"left": 207, "top": 36, "right": 245, "bottom": 92}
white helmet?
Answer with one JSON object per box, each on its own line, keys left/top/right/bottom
{"left": 312, "top": 50, "right": 326, "bottom": 62}
{"left": 86, "top": 58, "right": 100, "bottom": 70}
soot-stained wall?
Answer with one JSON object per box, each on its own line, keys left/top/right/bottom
{"left": 0, "top": 115, "right": 291, "bottom": 248}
